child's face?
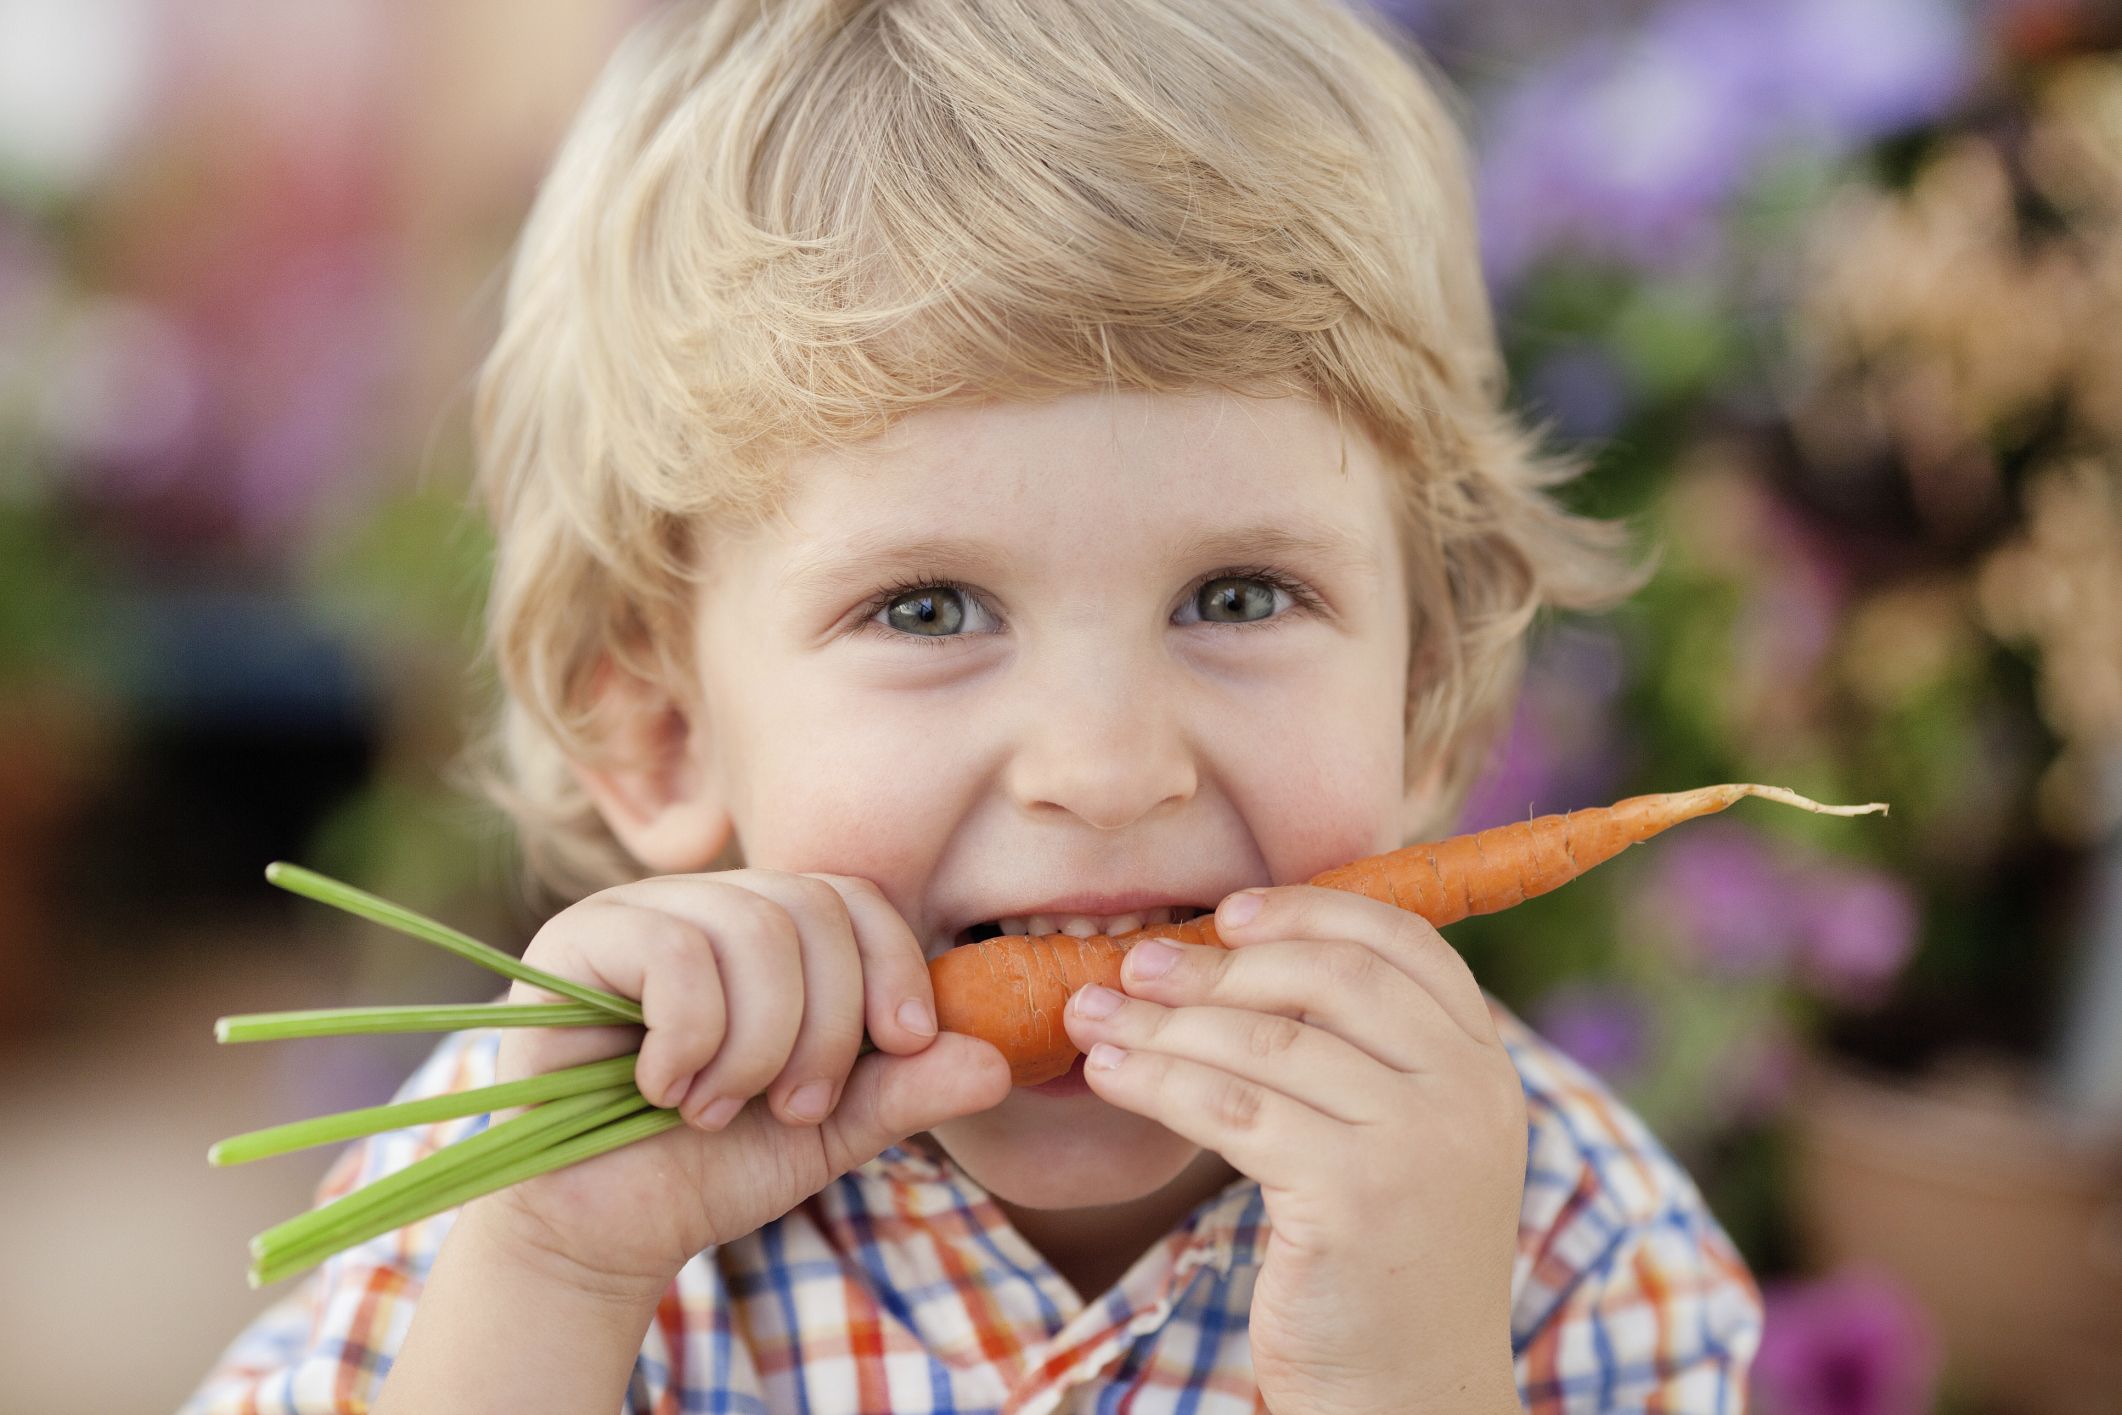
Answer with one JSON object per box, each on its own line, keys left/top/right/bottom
{"left": 675, "top": 386, "right": 1427, "bottom": 1209}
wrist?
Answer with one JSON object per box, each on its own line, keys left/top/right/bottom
{"left": 1399, "top": 1359, "right": 1521, "bottom": 1415}
{"left": 371, "top": 1199, "right": 669, "bottom": 1415}
{"left": 457, "top": 1193, "right": 676, "bottom": 1317}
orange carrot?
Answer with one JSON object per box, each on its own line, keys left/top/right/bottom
{"left": 932, "top": 783, "right": 1888, "bottom": 1085}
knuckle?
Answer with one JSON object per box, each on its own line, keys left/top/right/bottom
{"left": 1246, "top": 1013, "right": 1305, "bottom": 1062}
{"left": 700, "top": 886, "right": 798, "bottom": 952}
{"left": 802, "top": 1010, "right": 869, "bottom": 1060}
{"left": 523, "top": 900, "right": 594, "bottom": 959}
{"left": 718, "top": 883, "right": 787, "bottom": 931}
{"left": 787, "top": 873, "right": 850, "bottom": 916}
{"left": 1387, "top": 908, "right": 1442, "bottom": 957}
{"left": 1210, "top": 1075, "right": 1266, "bottom": 1132}
{"left": 814, "top": 872, "right": 883, "bottom": 898}
{"left": 707, "top": 1048, "right": 778, "bottom": 1100}
{"left": 639, "top": 909, "right": 710, "bottom": 965}
{"left": 1320, "top": 938, "right": 1379, "bottom": 991}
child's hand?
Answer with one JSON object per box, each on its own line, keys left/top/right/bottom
{"left": 475, "top": 870, "right": 1013, "bottom": 1302}
{"left": 1062, "top": 885, "right": 1529, "bottom": 1414}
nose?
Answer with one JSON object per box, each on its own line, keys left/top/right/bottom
{"left": 1001, "top": 653, "right": 1199, "bottom": 832}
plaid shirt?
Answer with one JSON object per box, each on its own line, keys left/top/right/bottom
{"left": 182, "top": 997, "right": 1761, "bottom": 1413}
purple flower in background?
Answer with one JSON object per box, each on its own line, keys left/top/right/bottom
{"left": 1755, "top": 1268, "right": 1942, "bottom": 1415}
{"left": 1766, "top": 0, "right": 1975, "bottom": 141}
{"left": 1459, "top": 624, "right": 1634, "bottom": 832}
{"left": 221, "top": 241, "right": 405, "bottom": 541}
{"left": 1796, "top": 866, "right": 1921, "bottom": 1007}
{"left": 39, "top": 297, "right": 206, "bottom": 496}
{"left": 1472, "top": 0, "right": 1975, "bottom": 288}
{"left": 1477, "top": 31, "right": 1757, "bottom": 285}
{"left": 1532, "top": 981, "right": 1651, "bottom": 1081}
{"left": 1631, "top": 820, "right": 1805, "bottom": 977}
{"left": 1458, "top": 695, "right": 1560, "bottom": 834}
{"left": 1627, "top": 822, "right": 1921, "bottom": 1005}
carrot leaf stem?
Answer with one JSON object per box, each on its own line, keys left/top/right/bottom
{"left": 250, "top": 1085, "right": 643, "bottom": 1270}
{"left": 251, "top": 1099, "right": 682, "bottom": 1288}
{"left": 216, "top": 1001, "right": 616, "bottom": 1043}
{"left": 208, "top": 1053, "right": 641, "bottom": 1167}
{"left": 262, "top": 863, "right": 644, "bottom": 1024}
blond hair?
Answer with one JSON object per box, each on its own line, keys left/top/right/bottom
{"left": 462, "top": 0, "right": 1657, "bottom": 905}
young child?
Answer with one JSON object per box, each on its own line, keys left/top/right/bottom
{"left": 184, "top": 0, "right": 1762, "bottom": 1409}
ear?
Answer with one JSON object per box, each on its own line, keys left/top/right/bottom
{"left": 567, "top": 656, "right": 733, "bottom": 876}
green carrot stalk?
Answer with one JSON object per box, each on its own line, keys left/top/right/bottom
{"left": 215, "top": 1001, "right": 616, "bottom": 1043}
{"left": 208, "top": 1054, "right": 641, "bottom": 1167}
{"left": 252, "top": 1085, "right": 642, "bottom": 1272}
{"left": 252, "top": 1098, "right": 682, "bottom": 1288}
{"left": 263, "top": 863, "right": 645, "bottom": 1024}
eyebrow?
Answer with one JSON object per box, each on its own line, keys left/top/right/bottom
{"left": 784, "top": 518, "right": 1381, "bottom": 601}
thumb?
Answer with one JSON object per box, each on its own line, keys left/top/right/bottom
{"left": 818, "top": 1032, "right": 1013, "bottom": 1175}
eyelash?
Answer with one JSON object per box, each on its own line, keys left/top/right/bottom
{"left": 852, "top": 565, "right": 1328, "bottom": 647}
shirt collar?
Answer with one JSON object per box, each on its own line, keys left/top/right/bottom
{"left": 863, "top": 1137, "right": 1267, "bottom": 1280}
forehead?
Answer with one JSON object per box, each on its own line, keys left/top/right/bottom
{"left": 754, "top": 387, "right": 1401, "bottom": 574}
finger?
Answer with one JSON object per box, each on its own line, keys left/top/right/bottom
{"left": 491, "top": 985, "right": 645, "bottom": 1126}
{"left": 1064, "top": 986, "right": 1387, "bottom": 1125}
{"left": 1117, "top": 937, "right": 1454, "bottom": 1074}
{"left": 810, "top": 874, "right": 942, "bottom": 1055}
{"left": 816, "top": 1032, "right": 1013, "bottom": 1178}
{"left": 725, "top": 873, "right": 868, "bottom": 1126}
{"left": 605, "top": 877, "right": 806, "bottom": 1127}
{"left": 1214, "top": 885, "right": 1500, "bottom": 1047}
{"left": 1071, "top": 1032, "right": 1343, "bottom": 1193}
{"left": 510, "top": 898, "right": 732, "bottom": 1111}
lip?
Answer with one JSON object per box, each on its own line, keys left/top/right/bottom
{"left": 990, "top": 891, "right": 1215, "bottom": 918}
{"left": 1029, "top": 1055, "right": 1091, "bottom": 1096}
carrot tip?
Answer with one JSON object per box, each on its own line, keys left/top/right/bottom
{"left": 1733, "top": 784, "right": 1891, "bottom": 818}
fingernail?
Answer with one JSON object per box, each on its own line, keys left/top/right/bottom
{"left": 785, "top": 1080, "right": 834, "bottom": 1123}
{"left": 1220, "top": 890, "right": 1266, "bottom": 926}
{"left": 1072, "top": 983, "right": 1122, "bottom": 1018}
{"left": 897, "top": 997, "right": 936, "bottom": 1037}
{"left": 698, "top": 1095, "right": 743, "bottom": 1131}
{"left": 1086, "top": 1042, "right": 1128, "bottom": 1070}
{"left": 1125, "top": 938, "right": 1179, "bottom": 980}
{"left": 658, "top": 1076, "right": 689, "bottom": 1109}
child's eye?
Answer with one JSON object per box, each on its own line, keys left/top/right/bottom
{"left": 865, "top": 580, "right": 992, "bottom": 641}
{"left": 1171, "top": 572, "right": 1315, "bottom": 627}
{"left": 854, "top": 566, "right": 1325, "bottom": 645}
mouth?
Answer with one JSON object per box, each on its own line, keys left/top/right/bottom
{"left": 939, "top": 904, "right": 1216, "bottom": 955}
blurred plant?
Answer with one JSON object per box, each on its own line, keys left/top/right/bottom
{"left": 1530, "top": 979, "right": 1649, "bottom": 1077}
{"left": 1975, "top": 457, "right": 2122, "bottom": 840}
{"left": 1436, "top": 1, "right": 2122, "bottom": 1322}
{"left": 1754, "top": 1268, "right": 1945, "bottom": 1415}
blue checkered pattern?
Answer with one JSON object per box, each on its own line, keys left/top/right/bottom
{"left": 182, "top": 998, "right": 1760, "bottom": 1412}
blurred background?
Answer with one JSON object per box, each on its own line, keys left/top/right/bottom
{"left": 2, "top": 0, "right": 2118, "bottom": 1411}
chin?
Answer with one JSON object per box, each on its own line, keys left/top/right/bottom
{"left": 926, "top": 1092, "right": 1203, "bottom": 1209}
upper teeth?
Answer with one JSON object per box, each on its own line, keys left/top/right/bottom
{"left": 992, "top": 905, "right": 1194, "bottom": 938}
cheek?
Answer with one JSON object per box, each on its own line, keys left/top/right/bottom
{"left": 725, "top": 694, "right": 959, "bottom": 897}
{"left": 1245, "top": 680, "right": 1409, "bottom": 872}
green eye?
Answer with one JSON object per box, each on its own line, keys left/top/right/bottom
{"left": 1195, "top": 576, "right": 1279, "bottom": 624}
{"left": 882, "top": 585, "right": 967, "bottom": 636}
